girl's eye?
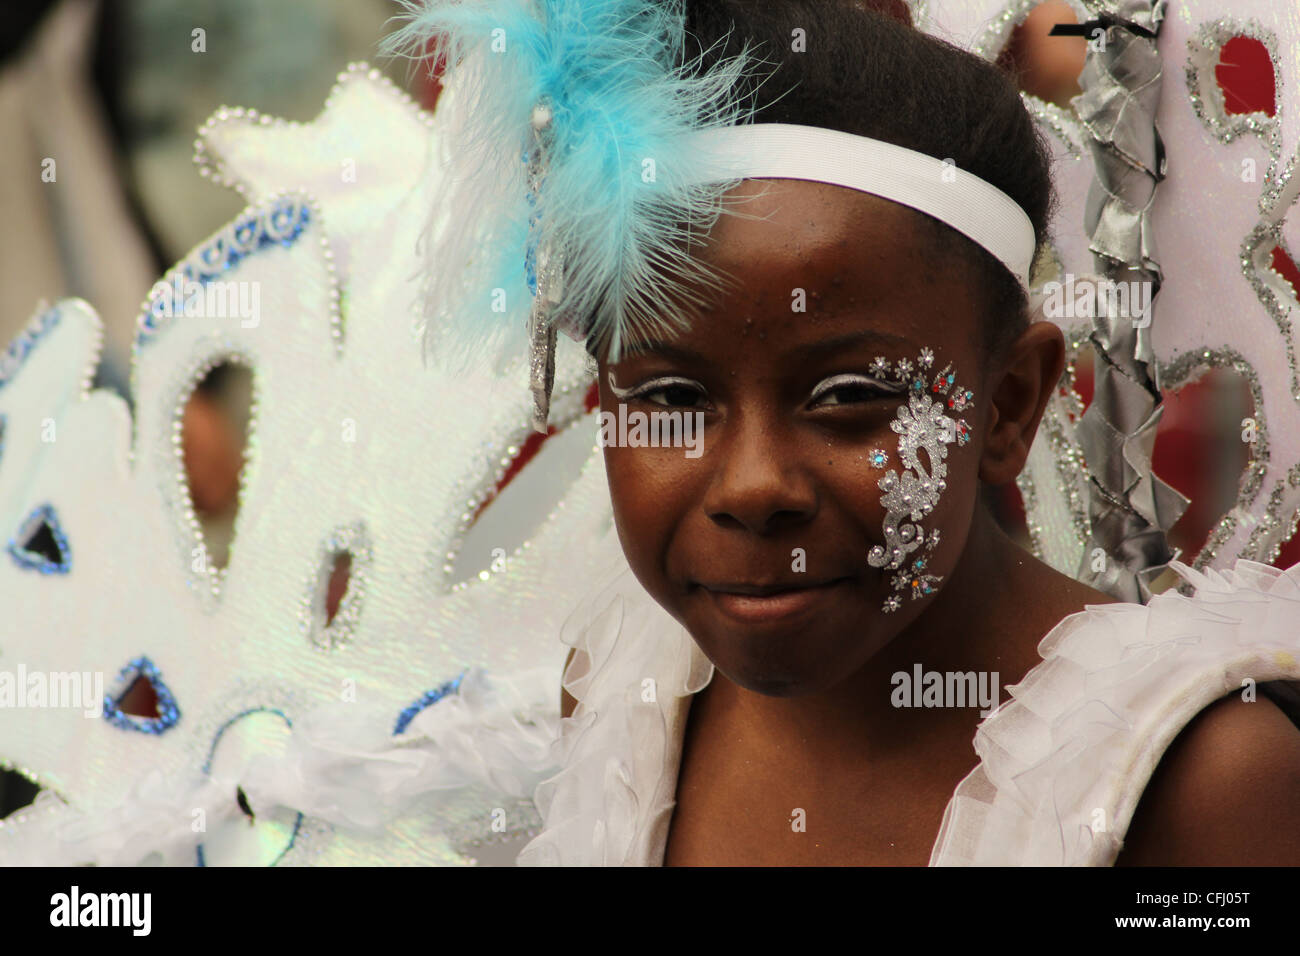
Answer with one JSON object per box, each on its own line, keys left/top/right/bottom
{"left": 619, "top": 376, "right": 708, "bottom": 409}
{"left": 808, "top": 373, "right": 900, "bottom": 408}
{"left": 642, "top": 383, "right": 707, "bottom": 408}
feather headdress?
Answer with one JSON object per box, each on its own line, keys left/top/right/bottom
{"left": 384, "top": 0, "right": 758, "bottom": 428}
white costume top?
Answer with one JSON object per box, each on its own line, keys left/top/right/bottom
{"left": 517, "top": 528, "right": 1300, "bottom": 866}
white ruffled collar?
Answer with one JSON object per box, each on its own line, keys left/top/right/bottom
{"left": 932, "top": 558, "right": 1300, "bottom": 864}
{"left": 519, "top": 540, "right": 1300, "bottom": 866}
{"left": 517, "top": 535, "right": 712, "bottom": 866}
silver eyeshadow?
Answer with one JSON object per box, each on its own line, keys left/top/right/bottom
{"left": 606, "top": 370, "right": 905, "bottom": 406}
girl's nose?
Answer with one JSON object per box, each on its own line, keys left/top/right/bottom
{"left": 700, "top": 417, "right": 818, "bottom": 536}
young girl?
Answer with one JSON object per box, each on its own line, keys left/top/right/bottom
{"left": 391, "top": 0, "right": 1300, "bottom": 865}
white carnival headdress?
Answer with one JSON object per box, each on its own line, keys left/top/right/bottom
{"left": 0, "top": 65, "right": 614, "bottom": 865}
{"left": 2, "top": 0, "right": 1300, "bottom": 865}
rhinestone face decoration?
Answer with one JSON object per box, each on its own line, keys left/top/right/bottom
{"left": 867, "top": 350, "right": 973, "bottom": 612}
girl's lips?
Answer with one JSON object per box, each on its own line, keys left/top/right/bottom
{"left": 699, "top": 579, "right": 851, "bottom": 624}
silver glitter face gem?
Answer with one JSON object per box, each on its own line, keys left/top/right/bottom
{"left": 931, "top": 363, "right": 956, "bottom": 396}
{"left": 867, "top": 349, "right": 972, "bottom": 612}
{"left": 868, "top": 448, "right": 889, "bottom": 469}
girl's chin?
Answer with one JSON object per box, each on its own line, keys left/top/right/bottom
{"left": 686, "top": 619, "right": 893, "bottom": 698}
{"left": 711, "top": 662, "right": 841, "bottom": 698}
{"left": 693, "top": 644, "right": 855, "bottom": 697}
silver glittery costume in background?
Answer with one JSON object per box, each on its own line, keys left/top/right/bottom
{"left": 917, "top": 0, "right": 1300, "bottom": 585}
{"left": 1072, "top": 0, "right": 1188, "bottom": 602}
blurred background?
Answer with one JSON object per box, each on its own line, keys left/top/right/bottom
{"left": 0, "top": 0, "right": 1295, "bottom": 818}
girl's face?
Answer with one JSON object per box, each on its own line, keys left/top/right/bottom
{"left": 598, "top": 178, "right": 999, "bottom": 697}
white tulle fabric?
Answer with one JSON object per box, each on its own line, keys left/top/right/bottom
{"left": 932, "top": 558, "right": 1300, "bottom": 865}
{"left": 517, "top": 527, "right": 713, "bottom": 866}
{"left": 517, "top": 528, "right": 1300, "bottom": 866}
{"left": 0, "top": 667, "right": 560, "bottom": 866}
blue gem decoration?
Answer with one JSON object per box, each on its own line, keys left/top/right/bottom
{"left": 393, "top": 672, "right": 466, "bottom": 736}
{"left": 102, "top": 656, "right": 180, "bottom": 733}
{"left": 137, "top": 197, "right": 311, "bottom": 348}
{"left": 197, "top": 707, "right": 302, "bottom": 867}
{"left": 7, "top": 503, "right": 71, "bottom": 574}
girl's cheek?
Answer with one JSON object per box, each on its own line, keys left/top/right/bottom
{"left": 605, "top": 447, "right": 686, "bottom": 547}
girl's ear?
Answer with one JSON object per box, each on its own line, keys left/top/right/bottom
{"left": 978, "top": 320, "right": 1065, "bottom": 485}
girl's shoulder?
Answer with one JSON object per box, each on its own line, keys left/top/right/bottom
{"left": 931, "top": 559, "right": 1300, "bottom": 865}
{"left": 1116, "top": 689, "right": 1300, "bottom": 864}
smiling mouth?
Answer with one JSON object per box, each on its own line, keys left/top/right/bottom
{"left": 695, "top": 577, "right": 853, "bottom": 624}
{"left": 699, "top": 578, "right": 847, "bottom": 596}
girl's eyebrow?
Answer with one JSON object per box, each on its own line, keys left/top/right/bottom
{"left": 616, "top": 341, "right": 705, "bottom": 365}
{"left": 618, "top": 330, "right": 914, "bottom": 365}
{"left": 787, "top": 330, "right": 915, "bottom": 363}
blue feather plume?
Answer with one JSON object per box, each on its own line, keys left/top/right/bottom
{"left": 383, "top": 0, "right": 758, "bottom": 365}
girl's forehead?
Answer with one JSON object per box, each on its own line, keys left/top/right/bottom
{"left": 611, "top": 287, "right": 940, "bottom": 368}
{"left": 706, "top": 179, "right": 939, "bottom": 290}
{"left": 598, "top": 181, "right": 982, "bottom": 364}
{"left": 606, "top": 222, "right": 986, "bottom": 364}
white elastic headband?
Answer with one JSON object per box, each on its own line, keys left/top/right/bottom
{"left": 687, "top": 123, "right": 1036, "bottom": 291}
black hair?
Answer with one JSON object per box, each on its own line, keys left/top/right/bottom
{"left": 677, "top": 0, "right": 1057, "bottom": 358}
